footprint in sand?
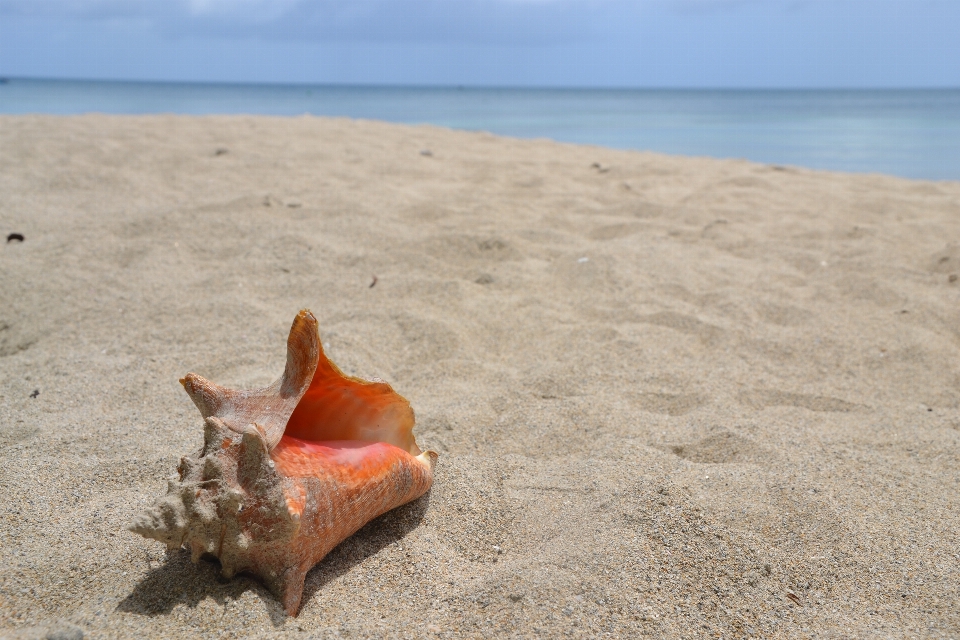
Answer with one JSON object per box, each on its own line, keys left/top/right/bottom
{"left": 0, "top": 321, "right": 37, "bottom": 357}
{"left": 926, "top": 243, "right": 960, "bottom": 281}
{"left": 738, "top": 389, "right": 858, "bottom": 412}
{"left": 659, "top": 429, "right": 771, "bottom": 465}
{"left": 633, "top": 392, "right": 705, "bottom": 416}
{"left": 589, "top": 222, "right": 645, "bottom": 241}
{"left": 422, "top": 234, "right": 522, "bottom": 264}
{"left": 637, "top": 311, "right": 725, "bottom": 346}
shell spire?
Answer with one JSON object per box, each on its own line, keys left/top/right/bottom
{"left": 130, "top": 310, "right": 437, "bottom": 615}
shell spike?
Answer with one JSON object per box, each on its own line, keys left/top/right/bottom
{"left": 177, "top": 310, "right": 321, "bottom": 449}
{"left": 274, "top": 565, "right": 309, "bottom": 617}
{"left": 180, "top": 373, "right": 228, "bottom": 419}
{"left": 201, "top": 417, "right": 230, "bottom": 454}
{"left": 237, "top": 423, "right": 272, "bottom": 485}
{"left": 128, "top": 491, "right": 188, "bottom": 552}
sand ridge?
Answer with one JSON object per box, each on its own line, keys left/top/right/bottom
{"left": 1, "top": 115, "right": 959, "bottom": 638}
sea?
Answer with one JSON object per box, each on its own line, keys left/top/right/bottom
{"left": 1, "top": 78, "right": 958, "bottom": 181}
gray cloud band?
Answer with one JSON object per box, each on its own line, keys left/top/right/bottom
{"left": 0, "top": 0, "right": 736, "bottom": 45}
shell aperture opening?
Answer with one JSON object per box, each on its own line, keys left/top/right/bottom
{"left": 283, "top": 338, "right": 420, "bottom": 456}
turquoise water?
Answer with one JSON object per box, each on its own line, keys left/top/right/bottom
{"left": 1, "top": 78, "right": 958, "bottom": 181}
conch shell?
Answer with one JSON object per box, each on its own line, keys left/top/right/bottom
{"left": 130, "top": 310, "right": 436, "bottom": 615}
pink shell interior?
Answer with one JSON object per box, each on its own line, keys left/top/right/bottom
{"left": 282, "top": 339, "right": 420, "bottom": 457}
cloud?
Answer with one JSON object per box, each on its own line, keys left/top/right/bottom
{"left": 201, "top": 1, "right": 610, "bottom": 44}
{"left": 0, "top": 0, "right": 665, "bottom": 44}
{"left": 185, "top": 0, "right": 305, "bottom": 20}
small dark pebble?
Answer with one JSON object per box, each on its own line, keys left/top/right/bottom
{"left": 369, "top": 275, "right": 378, "bottom": 288}
{"left": 215, "top": 148, "right": 229, "bottom": 156}
{"left": 420, "top": 149, "right": 433, "bottom": 157}
{"left": 7, "top": 232, "right": 24, "bottom": 242}
{"left": 30, "top": 389, "right": 39, "bottom": 398}
{"left": 475, "top": 274, "right": 494, "bottom": 285}
{"left": 949, "top": 274, "right": 957, "bottom": 283}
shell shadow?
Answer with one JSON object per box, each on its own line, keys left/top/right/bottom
{"left": 299, "top": 489, "right": 431, "bottom": 607}
{"left": 116, "top": 549, "right": 290, "bottom": 628}
{"left": 117, "top": 491, "right": 430, "bottom": 625}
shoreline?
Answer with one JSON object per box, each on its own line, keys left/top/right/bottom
{"left": 2, "top": 84, "right": 958, "bottom": 180}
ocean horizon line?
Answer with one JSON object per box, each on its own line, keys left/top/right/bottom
{"left": 2, "top": 76, "right": 959, "bottom": 93}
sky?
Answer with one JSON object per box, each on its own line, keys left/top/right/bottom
{"left": 0, "top": 0, "right": 958, "bottom": 88}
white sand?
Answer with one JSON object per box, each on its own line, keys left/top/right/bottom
{"left": 1, "top": 115, "right": 958, "bottom": 638}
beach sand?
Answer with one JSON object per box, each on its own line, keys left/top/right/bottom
{"left": 1, "top": 115, "right": 958, "bottom": 639}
